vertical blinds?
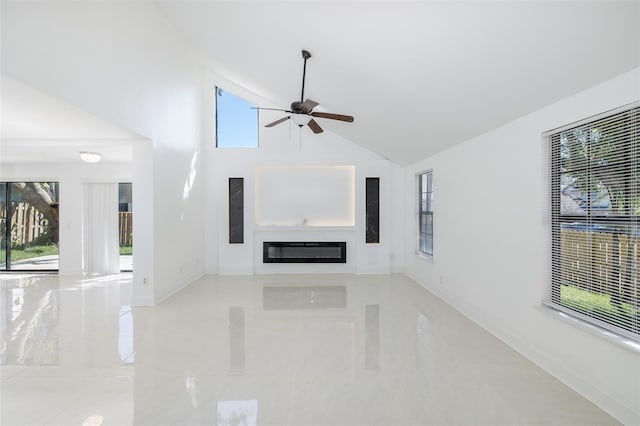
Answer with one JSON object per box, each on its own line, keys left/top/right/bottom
{"left": 546, "top": 103, "right": 639, "bottom": 341}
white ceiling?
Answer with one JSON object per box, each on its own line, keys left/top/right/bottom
{"left": 158, "top": 1, "right": 640, "bottom": 165}
{"left": 0, "top": 75, "right": 140, "bottom": 163}
{"left": 1, "top": 2, "right": 638, "bottom": 166}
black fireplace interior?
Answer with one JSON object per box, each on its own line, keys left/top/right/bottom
{"left": 263, "top": 242, "right": 347, "bottom": 263}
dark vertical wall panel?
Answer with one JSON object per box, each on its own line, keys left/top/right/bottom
{"left": 228, "top": 178, "right": 244, "bottom": 244}
{"left": 365, "top": 177, "right": 380, "bottom": 244}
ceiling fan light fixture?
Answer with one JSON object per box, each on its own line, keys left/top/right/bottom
{"left": 291, "top": 113, "right": 312, "bottom": 127}
{"left": 80, "top": 151, "right": 102, "bottom": 163}
{"left": 258, "top": 49, "right": 354, "bottom": 134}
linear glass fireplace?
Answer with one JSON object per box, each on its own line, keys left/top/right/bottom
{"left": 263, "top": 242, "right": 347, "bottom": 263}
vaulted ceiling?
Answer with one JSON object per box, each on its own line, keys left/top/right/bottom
{"left": 158, "top": 1, "right": 640, "bottom": 165}
{"left": 1, "top": 2, "right": 638, "bottom": 166}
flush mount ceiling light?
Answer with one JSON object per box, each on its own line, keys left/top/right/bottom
{"left": 80, "top": 151, "right": 102, "bottom": 163}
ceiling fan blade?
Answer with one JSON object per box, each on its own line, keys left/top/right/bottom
{"left": 265, "top": 116, "right": 291, "bottom": 127}
{"left": 310, "top": 112, "right": 354, "bottom": 122}
{"left": 307, "top": 119, "right": 323, "bottom": 134}
{"left": 300, "top": 99, "right": 319, "bottom": 111}
{"left": 252, "top": 107, "right": 292, "bottom": 113}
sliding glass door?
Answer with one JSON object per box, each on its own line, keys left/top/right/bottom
{"left": 0, "top": 184, "right": 6, "bottom": 270}
{"left": 119, "top": 183, "right": 133, "bottom": 272}
{"left": 0, "top": 182, "right": 59, "bottom": 271}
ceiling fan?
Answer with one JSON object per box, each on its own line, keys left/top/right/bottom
{"left": 259, "top": 50, "right": 354, "bottom": 134}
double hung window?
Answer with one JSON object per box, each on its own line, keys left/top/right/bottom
{"left": 418, "top": 171, "right": 433, "bottom": 256}
{"left": 546, "top": 103, "right": 639, "bottom": 340}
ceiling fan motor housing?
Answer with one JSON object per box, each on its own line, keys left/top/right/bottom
{"left": 290, "top": 101, "right": 309, "bottom": 114}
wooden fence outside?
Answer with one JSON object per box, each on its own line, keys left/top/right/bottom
{"left": 1, "top": 204, "right": 133, "bottom": 247}
{"left": 119, "top": 212, "right": 133, "bottom": 246}
{"left": 2, "top": 205, "right": 635, "bottom": 295}
{"left": 1, "top": 203, "right": 50, "bottom": 245}
{"left": 560, "top": 229, "right": 638, "bottom": 301}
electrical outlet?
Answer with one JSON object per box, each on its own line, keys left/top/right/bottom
{"left": 143, "top": 277, "right": 149, "bottom": 286}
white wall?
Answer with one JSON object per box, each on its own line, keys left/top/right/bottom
{"left": 0, "top": 1, "right": 404, "bottom": 297}
{"left": 403, "top": 68, "right": 640, "bottom": 425}
{"left": 0, "top": 162, "right": 132, "bottom": 275}
{"left": 1, "top": 2, "right": 205, "bottom": 305}
{"left": 202, "top": 70, "right": 404, "bottom": 275}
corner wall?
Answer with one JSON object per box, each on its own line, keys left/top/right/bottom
{"left": 1, "top": 2, "right": 205, "bottom": 305}
{"left": 403, "top": 68, "right": 640, "bottom": 424}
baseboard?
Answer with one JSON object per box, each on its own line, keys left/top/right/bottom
{"left": 402, "top": 271, "right": 639, "bottom": 425}
{"left": 153, "top": 271, "right": 204, "bottom": 305}
{"left": 355, "top": 266, "right": 390, "bottom": 275}
{"left": 131, "top": 297, "right": 155, "bottom": 307}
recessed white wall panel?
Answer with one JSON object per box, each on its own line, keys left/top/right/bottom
{"left": 255, "top": 165, "right": 355, "bottom": 227}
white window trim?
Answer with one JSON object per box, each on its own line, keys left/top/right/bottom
{"left": 215, "top": 85, "right": 260, "bottom": 149}
{"left": 538, "top": 304, "right": 640, "bottom": 354}
{"left": 415, "top": 170, "right": 433, "bottom": 258}
{"left": 543, "top": 101, "right": 639, "bottom": 342}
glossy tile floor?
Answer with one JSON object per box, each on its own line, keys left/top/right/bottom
{"left": 0, "top": 273, "right": 618, "bottom": 426}
{"left": 4, "top": 254, "right": 133, "bottom": 271}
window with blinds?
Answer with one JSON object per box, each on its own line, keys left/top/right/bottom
{"left": 546, "top": 103, "right": 639, "bottom": 341}
{"left": 418, "top": 170, "right": 433, "bottom": 256}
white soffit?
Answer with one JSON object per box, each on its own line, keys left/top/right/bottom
{"left": 1, "top": 75, "right": 140, "bottom": 163}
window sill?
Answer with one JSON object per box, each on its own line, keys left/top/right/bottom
{"left": 538, "top": 304, "right": 640, "bottom": 355}
{"left": 414, "top": 251, "right": 434, "bottom": 263}
{"left": 215, "top": 146, "right": 259, "bottom": 149}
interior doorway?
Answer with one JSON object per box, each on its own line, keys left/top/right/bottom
{"left": 119, "top": 183, "right": 133, "bottom": 272}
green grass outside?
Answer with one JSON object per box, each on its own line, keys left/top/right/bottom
{"left": 8, "top": 244, "right": 59, "bottom": 261}
{"left": 561, "top": 284, "right": 639, "bottom": 332}
{"left": 4, "top": 244, "right": 132, "bottom": 260}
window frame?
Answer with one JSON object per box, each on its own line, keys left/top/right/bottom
{"left": 417, "top": 170, "right": 433, "bottom": 257}
{"left": 215, "top": 86, "right": 259, "bottom": 149}
{"left": 545, "top": 102, "right": 639, "bottom": 342}
{"left": 0, "top": 181, "right": 60, "bottom": 272}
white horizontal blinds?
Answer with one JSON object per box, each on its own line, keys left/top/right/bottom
{"left": 548, "top": 104, "right": 639, "bottom": 341}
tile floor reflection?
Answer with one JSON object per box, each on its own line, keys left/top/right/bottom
{"left": 0, "top": 273, "right": 619, "bottom": 425}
